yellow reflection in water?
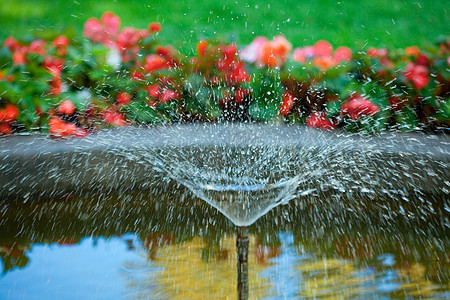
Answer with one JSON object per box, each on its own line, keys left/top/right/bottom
{"left": 149, "top": 235, "right": 269, "bottom": 300}
{"left": 135, "top": 234, "right": 447, "bottom": 299}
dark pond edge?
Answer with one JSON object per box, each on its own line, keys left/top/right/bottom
{"left": 0, "top": 123, "right": 449, "bottom": 199}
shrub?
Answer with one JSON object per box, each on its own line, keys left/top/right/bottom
{"left": 0, "top": 12, "right": 448, "bottom": 137}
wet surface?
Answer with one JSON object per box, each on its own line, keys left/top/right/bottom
{"left": 0, "top": 187, "right": 448, "bottom": 299}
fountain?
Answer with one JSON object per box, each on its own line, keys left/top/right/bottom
{"left": 0, "top": 123, "right": 449, "bottom": 298}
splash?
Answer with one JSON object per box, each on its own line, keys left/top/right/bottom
{"left": 109, "top": 124, "right": 449, "bottom": 226}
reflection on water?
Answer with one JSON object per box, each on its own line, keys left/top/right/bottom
{"left": 0, "top": 189, "right": 449, "bottom": 299}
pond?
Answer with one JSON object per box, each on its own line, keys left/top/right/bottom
{"left": 0, "top": 124, "right": 449, "bottom": 299}
{"left": 0, "top": 189, "right": 448, "bottom": 299}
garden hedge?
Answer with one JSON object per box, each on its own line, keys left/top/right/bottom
{"left": 0, "top": 12, "right": 448, "bottom": 137}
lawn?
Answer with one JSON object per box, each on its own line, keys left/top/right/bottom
{"left": 0, "top": 0, "right": 448, "bottom": 53}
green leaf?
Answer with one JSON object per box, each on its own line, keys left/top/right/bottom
{"left": 124, "top": 101, "right": 168, "bottom": 124}
{"left": 248, "top": 97, "right": 280, "bottom": 121}
{"left": 435, "top": 98, "right": 450, "bottom": 121}
{"left": 249, "top": 68, "right": 283, "bottom": 121}
{"left": 322, "top": 63, "right": 351, "bottom": 80}
{"left": 326, "top": 101, "right": 342, "bottom": 117}
{"left": 396, "top": 106, "right": 418, "bottom": 131}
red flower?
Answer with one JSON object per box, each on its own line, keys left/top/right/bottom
{"left": 130, "top": 70, "right": 144, "bottom": 81}
{"left": 306, "top": 111, "right": 335, "bottom": 130}
{"left": 148, "top": 22, "right": 162, "bottom": 33}
{"left": 259, "top": 35, "right": 292, "bottom": 68}
{"left": 341, "top": 93, "right": 380, "bottom": 120}
{"left": 388, "top": 95, "right": 407, "bottom": 111}
{"left": 49, "top": 117, "right": 88, "bottom": 138}
{"left": 222, "top": 44, "right": 237, "bottom": 60}
{"left": 0, "top": 104, "right": 19, "bottom": 123}
{"left": 405, "top": 63, "right": 429, "bottom": 90}
{"left": 144, "top": 54, "right": 167, "bottom": 73}
{"left": 224, "top": 61, "right": 250, "bottom": 84}
{"left": 234, "top": 88, "right": 250, "bottom": 104}
{"left": 405, "top": 46, "right": 420, "bottom": 56}
{"left": 313, "top": 56, "right": 335, "bottom": 70}
{"left": 415, "top": 53, "right": 429, "bottom": 67}
{"left": 12, "top": 48, "right": 27, "bottom": 65}
{"left": 57, "top": 100, "right": 75, "bottom": 116}
{"left": 279, "top": 91, "right": 295, "bottom": 116}
{"left": 146, "top": 84, "right": 161, "bottom": 98}
{"left": 4, "top": 37, "right": 20, "bottom": 52}
{"left": 155, "top": 45, "right": 172, "bottom": 58}
{"left": 116, "top": 92, "right": 132, "bottom": 105}
{"left": 0, "top": 123, "right": 12, "bottom": 135}
{"left": 44, "top": 56, "right": 64, "bottom": 77}
{"left": 197, "top": 40, "right": 209, "bottom": 57}
{"left": 102, "top": 109, "right": 126, "bottom": 126}
{"left": 52, "top": 35, "right": 70, "bottom": 48}
{"left": 50, "top": 76, "right": 62, "bottom": 96}
{"left": 28, "top": 39, "right": 46, "bottom": 56}
{"left": 159, "top": 89, "right": 178, "bottom": 104}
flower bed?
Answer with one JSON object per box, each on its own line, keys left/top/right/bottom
{"left": 0, "top": 12, "right": 448, "bottom": 137}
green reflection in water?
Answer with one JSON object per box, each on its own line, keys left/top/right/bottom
{"left": 0, "top": 187, "right": 448, "bottom": 299}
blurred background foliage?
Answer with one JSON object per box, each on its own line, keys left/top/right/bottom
{"left": 0, "top": 0, "right": 448, "bottom": 53}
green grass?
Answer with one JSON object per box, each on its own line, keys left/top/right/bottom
{"left": 0, "top": 0, "right": 448, "bottom": 53}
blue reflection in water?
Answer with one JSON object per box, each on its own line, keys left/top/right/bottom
{"left": 260, "top": 232, "right": 308, "bottom": 299}
{"left": 0, "top": 235, "right": 149, "bottom": 300}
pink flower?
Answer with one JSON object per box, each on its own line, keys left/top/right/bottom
{"left": 239, "top": 36, "right": 268, "bottom": 63}
{"left": 306, "top": 111, "right": 335, "bottom": 130}
{"left": 101, "top": 12, "right": 121, "bottom": 36}
{"left": 313, "top": 56, "right": 335, "bottom": 70}
{"left": 333, "top": 46, "right": 352, "bottom": 63}
{"left": 293, "top": 42, "right": 351, "bottom": 69}
{"left": 83, "top": 18, "right": 105, "bottom": 43}
{"left": 341, "top": 93, "right": 380, "bottom": 120}
{"left": 313, "top": 40, "right": 333, "bottom": 57}
{"left": 83, "top": 12, "right": 121, "bottom": 47}
{"left": 367, "top": 48, "right": 388, "bottom": 58}
{"left": 405, "top": 63, "right": 429, "bottom": 90}
{"left": 116, "top": 27, "right": 140, "bottom": 51}
{"left": 292, "top": 46, "right": 315, "bottom": 63}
